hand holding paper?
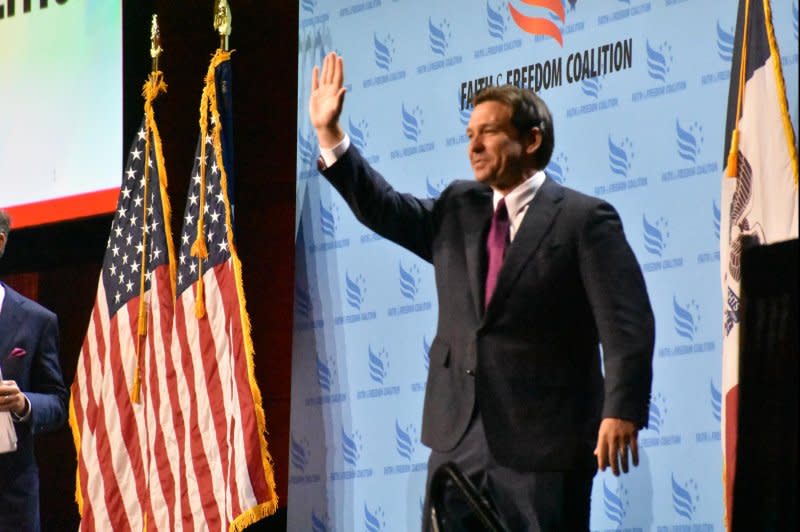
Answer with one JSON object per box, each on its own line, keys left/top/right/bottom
{"left": 0, "top": 368, "right": 18, "bottom": 454}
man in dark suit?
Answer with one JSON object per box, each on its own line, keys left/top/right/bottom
{"left": 0, "top": 209, "right": 68, "bottom": 532}
{"left": 309, "top": 52, "right": 654, "bottom": 531}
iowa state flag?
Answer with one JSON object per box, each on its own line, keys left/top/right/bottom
{"left": 720, "top": 0, "right": 798, "bottom": 527}
{"left": 170, "top": 49, "right": 277, "bottom": 531}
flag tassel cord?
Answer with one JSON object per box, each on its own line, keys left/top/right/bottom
{"left": 132, "top": 71, "right": 168, "bottom": 404}
{"left": 725, "top": 0, "right": 750, "bottom": 178}
{"left": 190, "top": 49, "right": 233, "bottom": 319}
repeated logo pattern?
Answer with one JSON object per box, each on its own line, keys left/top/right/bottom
{"left": 646, "top": 40, "right": 672, "bottom": 82}
{"left": 401, "top": 104, "right": 423, "bottom": 143}
{"left": 603, "top": 480, "right": 628, "bottom": 528}
{"left": 608, "top": 135, "right": 633, "bottom": 178}
{"left": 373, "top": 33, "right": 395, "bottom": 71}
{"left": 486, "top": 1, "right": 508, "bottom": 40}
{"left": 673, "top": 296, "right": 700, "bottom": 342}
{"left": 395, "top": 420, "right": 416, "bottom": 461}
{"left": 428, "top": 17, "right": 452, "bottom": 57}
{"left": 349, "top": 117, "right": 370, "bottom": 152}
{"left": 342, "top": 428, "right": 362, "bottom": 467}
{"left": 671, "top": 474, "right": 699, "bottom": 521}
{"left": 716, "top": 21, "right": 735, "bottom": 62}
{"left": 648, "top": 392, "right": 667, "bottom": 435}
{"left": 710, "top": 380, "right": 722, "bottom": 422}
{"left": 581, "top": 75, "right": 601, "bottom": 98}
{"left": 368, "top": 345, "right": 389, "bottom": 384}
{"left": 546, "top": 152, "right": 569, "bottom": 184}
{"left": 642, "top": 214, "right": 669, "bottom": 257}
{"left": 399, "top": 262, "right": 421, "bottom": 301}
{"left": 291, "top": 435, "right": 310, "bottom": 472}
{"left": 319, "top": 201, "right": 338, "bottom": 239}
{"left": 364, "top": 503, "right": 385, "bottom": 532}
{"left": 345, "top": 272, "right": 366, "bottom": 310}
{"left": 317, "top": 354, "right": 334, "bottom": 392}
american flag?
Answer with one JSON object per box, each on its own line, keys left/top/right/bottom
{"left": 169, "top": 50, "right": 277, "bottom": 530}
{"left": 70, "top": 72, "right": 178, "bottom": 531}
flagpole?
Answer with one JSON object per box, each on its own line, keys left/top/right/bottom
{"left": 214, "top": 0, "right": 232, "bottom": 52}
{"left": 133, "top": 15, "right": 164, "bottom": 404}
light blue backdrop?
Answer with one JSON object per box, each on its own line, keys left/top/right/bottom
{"left": 291, "top": 1, "right": 799, "bottom": 530}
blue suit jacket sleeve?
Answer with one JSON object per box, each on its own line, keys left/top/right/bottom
{"left": 26, "top": 311, "right": 68, "bottom": 435}
{"left": 322, "top": 145, "right": 436, "bottom": 263}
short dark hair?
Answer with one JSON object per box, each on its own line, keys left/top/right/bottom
{"left": 0, "top": 209, "right": 10, "bottom": 259}
{"left": 473, "top": 85, "right": 555, "bottom": 170}
{"left": 0, "top": 209, "right": 10, "bottom": 238}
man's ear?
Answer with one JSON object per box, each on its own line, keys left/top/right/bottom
{"left": 525, "top": 127, "right": 543, "bottom": 156}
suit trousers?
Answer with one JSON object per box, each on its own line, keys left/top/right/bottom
{"left": 423, "top": 411, "right": 596, "bottom": 532}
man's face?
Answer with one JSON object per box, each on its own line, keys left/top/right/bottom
{"left": 0, "top": 233, "right": 5, "bottom": 259}
{"left": 466, "top": 100, "right": 536, "bottom": 193}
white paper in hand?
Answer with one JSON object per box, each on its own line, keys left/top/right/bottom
{"left": 0, "top": 367, "right": 19, "bottom": 454}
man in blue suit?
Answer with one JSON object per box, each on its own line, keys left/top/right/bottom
{"left": 0, "top": 209, "right": 68, "bottom": 532}
{"left": 309, "top": 53, "right": 655, "bottom": 530}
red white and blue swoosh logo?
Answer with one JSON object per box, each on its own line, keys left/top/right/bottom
{"left": 508, "top": 0, "right": 566, "bottom": 46}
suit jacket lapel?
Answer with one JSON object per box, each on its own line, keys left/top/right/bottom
{"left": 483, "top": 178, "right": 564, "bottom": 322}
{"left": 463, "top": 187, "right": 493, "bottom": 321}
{"left": 0, "top": 285, "right": 24, "bottom": 368}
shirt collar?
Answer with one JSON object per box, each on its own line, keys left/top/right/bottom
{"left": 0, "top": 282, "right": 5, "bottom": 314}
{"left": 492, "top": 170, "right": 546, "bottom": 219}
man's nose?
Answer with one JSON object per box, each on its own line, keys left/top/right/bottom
{"left": 469, "top": 136, "right": 483, "bottom": 153}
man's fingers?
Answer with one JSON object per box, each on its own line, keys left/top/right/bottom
{"left": 608, "top": 440, "right": 620, "bottom": 476}
{"left": 619, "top": 441, "right": 629, "bottom": 474}
{"left": 311, "top": 65, "right": 320, "bottom": 91}
{"left": 631, "top": 436, "right": 639, "bottom": 468}
{"left": 324, "top": 52, "right": 335, "bottom": 84}
{"left": 595, "top": 439, "right": 607, "bottom": 471}
{"left": 332, "top": 55, "right": 344, "bottom": 89}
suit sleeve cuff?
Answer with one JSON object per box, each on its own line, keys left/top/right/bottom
{"left": 11, "top": 394, "right": 31, "bottom": 423}
{"left": 319, "top": 134, "right": 351, "bottom": 169}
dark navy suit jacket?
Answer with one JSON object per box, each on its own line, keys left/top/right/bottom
{"left": 0, "top": 283, "right": 68, "bottom": 532}
{"left": 322, "top": 146, "right": 655, "bottom": 472}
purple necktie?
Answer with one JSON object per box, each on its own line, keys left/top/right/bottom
{"left": 484, "top": 198, "right": 510, "bottom": 309}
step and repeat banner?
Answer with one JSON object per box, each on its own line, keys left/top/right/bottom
{"left": 291, "top": 1, "right": 798, "bottom": 530}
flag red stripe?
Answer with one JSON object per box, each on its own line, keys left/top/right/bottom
{"left": 215, "top": 264, "right": 245, "bottom": 516}
{"left": 217, "top": 263, "right": 271, "bottom": 502}
{"left": 91, "top": 333, "right": 133, "bottom": 528}
{"left": 161, "top": 306, "right": 194, "bottom": 531}
{"left": 724, "top": 385, "right": 739, "bottom": 529}
{"left": 144, "top": 270, "right": 177, "bottom": 531}
{"left": 114, "top": 302, "right": 150, "bottom": 524}
{"left": 173, "top": 293, "right": 218, "bottom": 529}
{"left": 78, "top": 295, "right": 133, "bottom": 530}
{"left": 195, "top": 273, "right": 234, "bottom": 525}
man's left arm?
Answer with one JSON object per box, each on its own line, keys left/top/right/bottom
{"left": 24, "top": 312, "right": 68, "bottom": 434}
{"left": 578, "top": 201, "right": 655, "bottom": 475}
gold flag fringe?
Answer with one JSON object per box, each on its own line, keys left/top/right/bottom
{"left": 199, "top": 49, "right": 280, "bottom": 529}
{"left": 762, "top": 0, "right": 799, "bottom": 188}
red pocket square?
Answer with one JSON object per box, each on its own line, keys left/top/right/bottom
{"left": 10, "top": 348, "right": 26, "bottom": 358}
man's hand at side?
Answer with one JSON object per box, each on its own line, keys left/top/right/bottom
{"left": 309, "top": 52, "right": 347, "bottom": 148}
{"left": 0, "top": 380, "right": 29, "bottom": 418}
{"left": 594, "top": 417, "right": 639, "bottom": 476}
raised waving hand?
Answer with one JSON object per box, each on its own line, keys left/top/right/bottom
{"left": 309, "top": 52, "right": 346, "bottom": 148}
